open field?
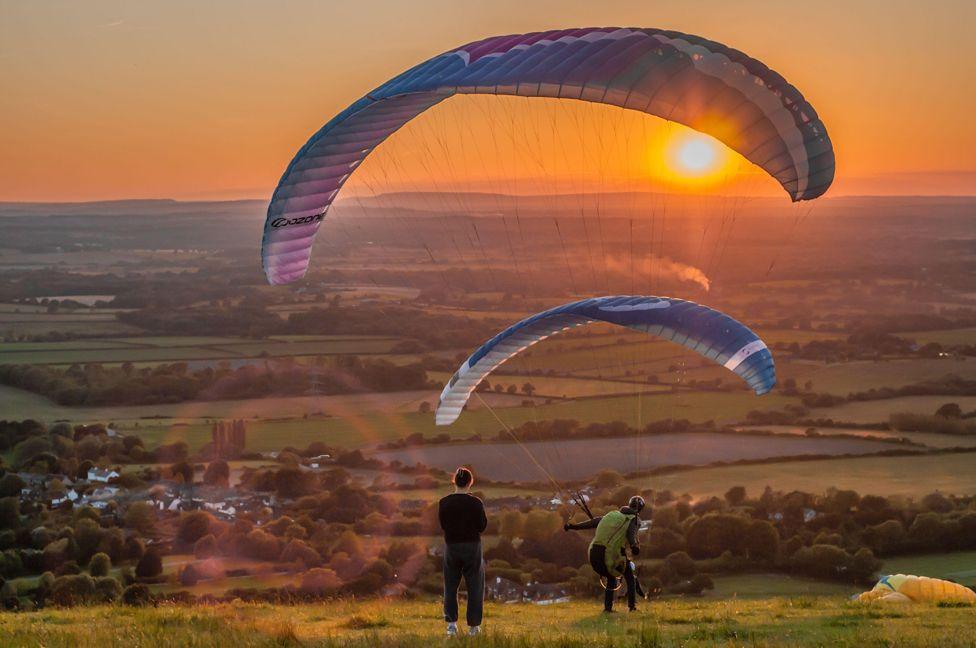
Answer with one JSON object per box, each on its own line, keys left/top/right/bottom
{"left": 626, "top": 452, "right": 976, "bottom": 498}
{"left": 0, "top": 384, "right": 528, "bottom": 427}
{"left": 816, "top": 396, "right": 976, "bottom": 424}
{"left": 780, "top": 357, "right": 976, "bottom": 395}
{"left": 2, "top": 598, "right": 974, "bottom": 647}
{"left": 0, "top": 335, "right": 402, "bottom": 365}
{"left": 899, "top": 327, "right": 976, "bottom": 346}
{"left": 709, "top": 573, "right": 854, "bottom": 598}
{"left": 371, "top": 432, "right": 905, "bottom": 482}
{"left": 738, "top": 425, "right": 976, "bottom": 449}
{"left": 2, "top": 386, "right": 800, "bottom": 452}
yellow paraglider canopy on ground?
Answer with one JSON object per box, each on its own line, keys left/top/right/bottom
{"left": 858, "top": 574, "right": 976, "bottom": 604}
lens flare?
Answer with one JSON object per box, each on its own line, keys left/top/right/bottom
{"left": 676, "top": 136, "right": 718, "bottom": 175}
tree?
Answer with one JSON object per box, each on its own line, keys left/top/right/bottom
{"left": 592, "top": 470, "right": 624, "bottom": 489}
{"left": 300, "top": 567, "right": 341, "bottom": 593}
{"left": 663, "top": 551, "right": 696, "bottom": 578}
{"left": 202, "top": 460, "right": 230, "bottom": 486}
{"left": 135, "top": 549, "right": 163, "bottom": 579}
{"left": 790, "top": 544, "right": 850, "bottom": 580}
{"left": 645, "top": 528, "right": 686, "bottom": 558}
{"left": 862, "top": 519, "right": 906, "bottom": 556}
{"left": 179, "top": 564, "right": 201, "bottom": 586}
{"left": 50, "top": 574, "right": 96, "bottom": 606}
{"left": 497, "top": 510, "right": 523, "bottom": 539}
{"left": 121, "top": 583, "right": 151, "bottom": 606}
{"left": 0, "top": 498, "right": 19, "bottom": 529}
{"left": 744, "top": 520, "right": 780, "bottom": 561}
{"left": 935, "top": 403, "right": 963, "bottom": 419}
{"left": 850, "top": 548, "right": 882, "bottom": 582}
{"left": 0, "top": 473, "right": 26, "bottom": 498}
{"left": 42, "top": 538, "right": 71, "bottom": 572}
{"left": 94, "top": 576, "right": 122, "bottom": 603}
{"left": 521, "top": 510, "right": 562, "bottom": 543}
{"left": 194, "top": 534, "right": 218, "bottom": 558}
{"left": 724, "top": 486, "right": 747, "bottom": 507}
{"left": 274, "top": 466, "right": 316, "bottom": 499}
{"left": 123, "top": 536, "right": 145, "bottom": 561}
{"left": 89, "top": 552, "right": 111, "bottom": 577}
{"left": 418, "top": 401, "right": 431, "bottom": 414}
{"left": 12, "top": 436, "right": 52, "bottom": 468}
{"left": 170, "top": 461, "right": 194, "bottom": 484}
{"left": 908, "top": 512, "right": 954, "bottom": 551}
{"left": 280, "top": 539, "right": 321, "bottom": 568}
{"left": 124, "top": 501, "right": 156, "bottom": 535}
{"left": 685, "top": 514, "right": 750, "bottom": 558}
{"left": 243, "top": 529, "right": 281, "bottom": 561}
{"left": 520, "top": 382, "right": 536, "bottom": 397}
{"left": 176, "top": 511, "right": 213, "bottom": 545}
{"left": 73, "top": 518, "right": 104, "bottom": 564}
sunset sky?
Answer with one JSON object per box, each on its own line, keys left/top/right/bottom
{"left": 2, "top": 0, "right": 975, "bottom": 202}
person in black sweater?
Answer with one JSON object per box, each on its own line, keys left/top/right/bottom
{"left": 438, "top": 466, "right": 487, "bottom": 637}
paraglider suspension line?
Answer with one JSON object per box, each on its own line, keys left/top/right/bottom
{"left": 473, "top": 392, "right": 589, "bottom": 518}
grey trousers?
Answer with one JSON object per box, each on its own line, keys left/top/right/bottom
{"left": 443, "top": 541, "right": 484, "bottom": 626}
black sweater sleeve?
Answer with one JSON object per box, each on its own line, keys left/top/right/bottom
{"left": 478, "top": 499, "right": 488, "bottom": 533}
{"left": 567, "top": 516, "right": 602, "bottom": 531}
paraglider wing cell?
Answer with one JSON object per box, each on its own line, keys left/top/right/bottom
{"left": 435, "top": 295, "right": 775, "bottom": 425}
{"left": 263, "top": 27, "right": 834, "bottom": 284}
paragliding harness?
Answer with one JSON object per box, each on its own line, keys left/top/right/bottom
{"left": 572, "top": 493, "right": 647, "bottom": 599}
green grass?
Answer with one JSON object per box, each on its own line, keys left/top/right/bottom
{"left": 0, "top": 385, "right": 437, "bottom": 428}
{"left": 817, "top": 396, "right": 976, "bottom": 423}
{"left": 627, "top": 452, "right": 976, "bottom": 498}
{"left": 899, "top": 328, "right": 976, "bottom": 346}
{"left": 2, "top": 383, "right": 798, "bottom": 452}
{"left": 1, "top": 598, "right": 974, "bottom": 647}
{"left": 882, "top": 552, "right": 976, "bottom": 585}
{"left": 781, "top": 358, "right": 976, "bottom": 396}
{"left": 106, "top": 336, "right": 253, "bottom": 347}
{"left": 709, "top": 573, "right": 854, "bottom": 598}
{"left": 0, "top": 335, "right": 402, "bottom": 365}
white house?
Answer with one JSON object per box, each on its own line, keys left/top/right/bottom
{"left": 51, "top": 489, "right": 79, "bottom": 507}
{"left": 88, "top": 468, "right": 120, "bottom": 483}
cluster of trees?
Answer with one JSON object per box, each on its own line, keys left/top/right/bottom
{"left": 0, "top": 496, "right": 163, "bottom": 610}
{"left": 0, "top": 420, "right": 186, "bottom": 475}
{"left": 0, "top": 354, "right": 431, "bottom": 407}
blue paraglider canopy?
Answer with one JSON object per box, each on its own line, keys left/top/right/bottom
{"left": 436, "top": 295, "right": 775, "bottom": 425}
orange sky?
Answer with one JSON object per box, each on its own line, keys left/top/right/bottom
{"left": 2, "top": 1, "right": 975, "bottom": 201}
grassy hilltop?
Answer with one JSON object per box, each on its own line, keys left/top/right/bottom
{"left": 2, "top": 598, "right": 975, "bottom": 647}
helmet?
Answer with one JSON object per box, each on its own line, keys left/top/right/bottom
{"left": 628, "top": 495, "right": 646, "bottom": 513}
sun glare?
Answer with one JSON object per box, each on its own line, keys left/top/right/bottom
{"left": 671, "top": 134, "right": 722, "bottom": 177}
{"left": 643, "top": 129, "right": 742, "bottom": 192}
{"left": 676, "top": 137, "right": 718, "bottom": 175}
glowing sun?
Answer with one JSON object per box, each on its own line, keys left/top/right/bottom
{"left": 672, "top": 134, "right": 720, "bottom": 176}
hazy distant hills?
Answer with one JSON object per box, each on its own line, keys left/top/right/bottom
{"left": 2, "top": 192, "right": 974, "bottom": 220}
{"left": 0, "top": 199, "right": 266, "bottom": 219}
{"left": 0, "top": 193, "right": 972, "bottom": 270}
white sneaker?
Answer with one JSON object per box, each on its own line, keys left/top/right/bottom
{"left": 468, "top": 626, "right": 481, "bottom": 636}
{"left": 446, "top": 622, "right": 458, "bottom": 637}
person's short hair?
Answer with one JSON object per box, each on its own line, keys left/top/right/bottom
{"left": 453, "top": 467, "right": 474, "bottom": 488}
